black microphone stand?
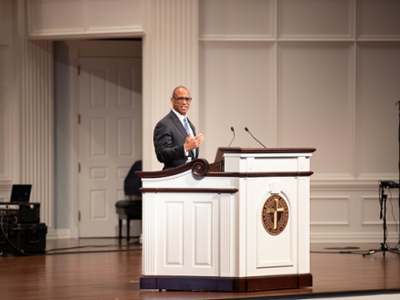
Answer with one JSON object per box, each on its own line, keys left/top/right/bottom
{"left": 363, "top": 101, "right": 400, "bottom": 256}
{"left": 219, "top": 127, "right": 235, "bottom": 172}
{"left": 363, "top": 182, "right": 399, "bottom": 256}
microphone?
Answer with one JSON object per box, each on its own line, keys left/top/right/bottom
{"left": 228, "top": 127, "right": 235, "bottom": 147}
{"left": 244, "top": 127, "right": 266, "bottom": 148}
{"left": 219, "top": 127, "right": 235, "bottom": 172}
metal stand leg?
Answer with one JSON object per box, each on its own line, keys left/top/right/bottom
{"left": 127, "top": 217, "right": 131, "bottom": 242}
{"left": 118, "top": 218, "right": 122, "bottom": 240}
{"left": 364, "top": 183, "right": 400, "bottom": 256}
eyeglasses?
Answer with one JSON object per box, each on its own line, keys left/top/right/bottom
{"left": 173, "top": 97, "right": 192, "bottom": 103}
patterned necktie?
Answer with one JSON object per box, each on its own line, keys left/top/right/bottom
{"left": 183, "top": 117, "right": 195, "bottom": 158}
{"left": 183, "top": 117, "right": 191, "bottom": 136}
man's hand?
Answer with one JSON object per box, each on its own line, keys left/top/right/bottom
{"left": 184, "top": 133, "right": 204, "bottom": 151}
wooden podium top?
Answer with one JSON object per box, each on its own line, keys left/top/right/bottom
{"left": 217, "top": 147, "right": 316, "bottom": 153}
{"left": 137, "top": 148, "right": 316, "bottom": 178}
{"left": 214, "top": 147, "right": 316, "bottom": 164}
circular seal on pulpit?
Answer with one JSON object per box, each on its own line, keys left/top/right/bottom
{"left": 262, "top": 194, "right": 289, "bottom": 236}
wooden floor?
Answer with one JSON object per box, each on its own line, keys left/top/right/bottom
{"left": 1, "top": 239, "right": 400, "bottom": 300}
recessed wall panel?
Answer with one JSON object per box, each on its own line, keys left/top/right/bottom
{"left": 200, "top": 42, "right": 273, "bottom": 161}
{"left": 357, "top": 44, "right": 400, "bottom": 177}
{"left": 279, "top": 0, "right": 353, "bottom": 39}
{"left": 358, "top": 0, "right": 400, "bottom": 39}
{"left": 91, "top": 190, "right": 107, "bottom": 219}
{"left": 30, "top": 0, "right": 84, "bottom": 33}
{"left": 117, "top": 118, "right": 133, "bottom": 156}
{"left": 194, "top": 202, "right": 212, "bottom": 266}
{"left": 90, "top": 70, "right": 106, "bottom": 107}
{"left": 199, "top": 0, "right": 273, "bottom": 38}
{"left": 279, "top": 43, "right": 353, "bottom": 176}
{"left": 90, "top": 118, "right": 107, "bottom": 156}
{"left": 311, "top": 197, "right": 349, "bottom": 225}
{"left": 362, "top": 196, "right": 399, "bottom": 225}
{"left": 87, "top": 0, "right": 143, "bottom": 29}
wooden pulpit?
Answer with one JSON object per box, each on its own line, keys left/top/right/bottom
{"left": 137, "top": 148, "right": 315, "bottom": 292}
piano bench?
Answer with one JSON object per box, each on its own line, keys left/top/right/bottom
{"left": 115, "top": 199, "right": 142, "bottom": 242}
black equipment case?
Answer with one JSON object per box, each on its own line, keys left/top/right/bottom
{"left": 0, "top": 202, "right": 40, "bottom": 223}
{"left": 0, "top": 222, "right": 47, "bottom": 255}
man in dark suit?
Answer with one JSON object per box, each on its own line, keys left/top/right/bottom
{"left": 153, "top": 86, "right": 204, "bottom": 169}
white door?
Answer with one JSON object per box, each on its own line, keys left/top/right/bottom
{"left": 77, "top": 57, "right": 142, "bottom": 237}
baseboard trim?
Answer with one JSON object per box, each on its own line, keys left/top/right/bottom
{"left": 46, "top": 228, "right": 71, "bottom": 240}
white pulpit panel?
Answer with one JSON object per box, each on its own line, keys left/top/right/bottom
{"left": 165, "top": 202, "right": 183, "bottom": 266}
{"left": 193, "top": 202, "right": 213, "bottom": 266}
{"left": 252, "top": 178, "right": 298, "bottom": 276}
{"left": 156, "top": 193, "right": 220, "bottom": 276}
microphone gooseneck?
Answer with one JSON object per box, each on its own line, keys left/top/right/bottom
{"left": 244, "top": 127, "right": 266, "bottom": 148}
{"left": 219, "top": 127, "right": 235, "bottom": 172}
{"left": 228, "top": 127, "right": 235, "bottom": 148}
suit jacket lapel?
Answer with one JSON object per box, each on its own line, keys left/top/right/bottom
{"left": 187, "top": 119, "right": 196, "bottom": 136}
{"left": 169, "top": 110, "right": 188, "bottom": 139}
{"left": 187, "top": 118, "right": 198, "bottom": 158}
{"left": 168, "top": 110, "right": 199, "bottom": 158}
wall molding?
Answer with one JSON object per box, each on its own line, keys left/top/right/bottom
{"left": 29, "top": 27, "right": 144, "bottom": 40}
{"left": 311, "top": 232, "right": 400, "bottom": 244}
{"left": 26, "top": 0, "right": 145, "bottom": 40}
{"left": 199, "top": 34, "right": 275, "bottom": 42}
{"left": 47, "top": 228, "right": 71, "bottom": 240}
{"left": 362, "top": 195, "right": 399, "bottom": 226}
{"left": 311, "top": 179, "right": 396, "bottom": 191}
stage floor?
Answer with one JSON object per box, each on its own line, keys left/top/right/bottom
{"left": 1, "top": 239, "right": 400, "bottom": 300}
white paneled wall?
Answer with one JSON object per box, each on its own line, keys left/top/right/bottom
{"left": 0, "top": 0, "right": 54, "bottom": 229}
{"left": 20, "top": 40, "right": 54, "bottom": 228}
{"left": 0, "top": 0, "right": 16, "bottom": 201}
{"left": 199, "top": 0, "right": 400, "bottom": 243}
{"left": 19, "top": 0, "right": 55, "bottom": 228}
{"left": 1, "top": 0, "right": 399, "bottom": 242}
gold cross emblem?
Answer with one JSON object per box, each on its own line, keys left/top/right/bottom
{"left": 267, "top": 198, "right": 284, "bottom": 230}
{"left": 262, "top": 194, "right": 289, "bottom": 236}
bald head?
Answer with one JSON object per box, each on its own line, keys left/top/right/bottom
{"left": 172, "top": 86, "right": 189, "bottom": 98}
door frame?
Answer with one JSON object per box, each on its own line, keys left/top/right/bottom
{"left": 67, "top": 40, "right": 142, "bottom": 238}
